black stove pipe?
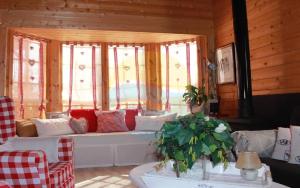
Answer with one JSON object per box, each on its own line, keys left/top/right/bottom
{"left": 232, "top": 0, "right": 254, "bottom": 118}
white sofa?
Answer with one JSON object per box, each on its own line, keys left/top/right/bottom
{"left": 66, "top": 131, "right": 157, "bottom": 168}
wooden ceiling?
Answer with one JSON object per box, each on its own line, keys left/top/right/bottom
{"left": 0, "top": 0, "right": 213, "bottom": 20}
{"left": 11, "top": 28, "right": 199, "bottom": 43}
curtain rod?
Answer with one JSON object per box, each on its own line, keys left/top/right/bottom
{"left": 62, "top": 37, "right": 200, "bottom": 46}
{"left": 13, "top": 32, "right": 50, "bottom": 42}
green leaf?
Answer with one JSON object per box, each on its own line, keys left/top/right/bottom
{"left": 209, "top": 144, "right": 217, "bottom": 153}
{"left": 201, "top": 143, "right": 211, "bottom": 155}
{"left": 189, "top": 122, "right": 196, "bottom": 130}
{"left": 178, "top": 161, "right": 188, "bottom": 172}
{"left": 213, "top": 132, "right": 228, "bottom": 142}
{"left": 175, "top": 129, "right": 193, "bottom": 146}
{"left": 174, "top": 150, "right": 185, "bottom": 161}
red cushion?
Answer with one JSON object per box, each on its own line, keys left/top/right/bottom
{"left": 125, "top": 109, "right": 139, "bottom": 131}
{"left": 70, "top": 109, "right": 97, "bottom": 132}
{"left": 95, "top": 111, "right": 128, "bottom": 133}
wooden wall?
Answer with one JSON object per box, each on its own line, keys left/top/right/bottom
{"left": 213, "top": 0, "right": 300, "bottom": 117}
{"left": 0, "top": 0, "right": 214, "bottom": 96}
{"left": 213, "top": 0, "right": 238, "bottom": 117}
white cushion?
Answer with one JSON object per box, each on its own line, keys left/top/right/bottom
{"left": 46, "top": 111, "right": 68, "bottom": 119}
{"left": 10, "top": 137, "right": 60, "bottom": 163}
{"left": 231, "top": 130, "right": 276, "bottom": 158}
{"left": 0, "top": 140, "right": 14, "bottom": 151}
{"left": 271, "top": 127, "right": 291, "bottom": 161}
{"left": 34, "top": 118, "right": 74, "bottom": 137}
{"left": 142, "top": 110, "right": 165, "bottom": 116}
{"left": 288, "top": 126, "right": 300, "bottom": 164}
{"left": 135, "top": 113, "right": 177, "bottom": 131}
{"left": 0, "top": 137, "right": 60, "bottom": 163}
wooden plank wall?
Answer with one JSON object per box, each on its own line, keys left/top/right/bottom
{"left": 0, "top": 0, "right": 214, "bottom": 96}
{"left": 213, "top": 0, "right": 300, "bottom": 117}
{"left": 213, "top": 0, "right": 238, "bottom": 117}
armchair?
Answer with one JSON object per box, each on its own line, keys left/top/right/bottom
{"left": 0, "top": 137, "right": 74, "bottom": 188}
{"left": 0, "top": 181, "right": 11, "bottom": 188}
{"left": 0, "top": 97, "right": 74, "bottom": 188}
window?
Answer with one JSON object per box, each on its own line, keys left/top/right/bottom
{"left": 108, "top": 45, "right": 146, "bottom": 109}
{"left": 161, "top": 41, "right": 198, "bottom": 115}
{"left": 12, "top": 36, "right": 46, "bottom": 119}
{"left": 62, "top": 44, "right": 102, "bottom": 110}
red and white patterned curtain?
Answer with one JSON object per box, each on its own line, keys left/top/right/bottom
{"left": 62, "top": 44, "right": 102, "bottom": 110}
{"left": 161, "top": 41, "right": 198, "bottom": 115}
{"left": 12, "top": 36, "right": 46, "bottom": 119}
{"left": 109, "top": 45, "right": 146, "bottom": 110}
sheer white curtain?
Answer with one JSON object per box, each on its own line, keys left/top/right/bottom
{"left": 62, "top": 44, "right": 102, "bottom": 110}
{"left": 161, "top": 41, "right": 198, "bottom": 115}
{"left": 108, "top": 45, "right": 146, "bottom": 109}
{"left": 12, "top": 36, "right": 46, "bottom": 119}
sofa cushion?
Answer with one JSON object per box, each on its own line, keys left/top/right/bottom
{"left": 289, "top": 126, "right": 300, "bottom": 164}
{"left": 95, "top": 111, "right": 128, "bottom": 133}
{"left": 141, "top": 110, "right": 165, "bottom": 116}
{"left": 34, "top": 118, "right": 74, "bottom": 137}
{"left": 125, "top": 109, "right": 139, "bottom": 131}
{"left": 231, "top": 130, "right": 276, "bottom": 158}
{"left": 272, "top": 127, "right": 291, "bottom": 161}
{"left": 16, "top": 119, "right": 38, "bottom": 137}
{"left": 49, "top": 162, "right": 74, "bottom": 187}
{"left": 261, "top": 158, "right": 300, "bottom": 188}
{"left": 46, "top": 111, "right": 68, "bottom": 119}
{"left": 69, "top": 117, "right": 87, "bottom": 134}
{"left": 70, "top": 109, "right": 97, "bottom": 132}
{"left": 135, "top": 113, "right": 177, "bottom": 131}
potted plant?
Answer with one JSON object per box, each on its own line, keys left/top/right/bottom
{"left": 183, "top": 85, "right": 208, "bottom": 114}
{"left": 156, "top": 112, "right": 234, "bottom": 179}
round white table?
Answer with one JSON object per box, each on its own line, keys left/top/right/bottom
{"left": 129, "top": 162, "right": 289, "bottom": 188}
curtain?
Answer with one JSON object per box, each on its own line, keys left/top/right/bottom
{"left": 12, "top": 36, "right": 46, "bottom": 119}
{"left": 62, "top": 44, "right": 102, "bottom": 110}
{"left": 108, "top": 45, "right": 146, "bottom": 109}
{"left": 161, "top": 41, "right": 198, "bottom": 115}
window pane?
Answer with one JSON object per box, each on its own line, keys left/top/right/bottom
{"left": 161, "top": 42, "right": 198, "bottom": 115}
{"left": 62, "top": 45, "right": 102, "bottom": 110}
{"left": 12, "top": 36, "right": 46, "bottom": 119}
{"left": 108, "top": 46, "right": 146, "bottom": 109}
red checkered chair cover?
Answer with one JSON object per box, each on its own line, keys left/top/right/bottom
{"left": 0, "top": 138, "right": 74, "bottom": 188}
{"left": 0, "top": 97, "right": 75, "bottom": 188}
{"left": 0, "top": 97, "right": 16, "bottom": 144}
{"left": 0, "top": 181, "right": 11, "bottom": 188}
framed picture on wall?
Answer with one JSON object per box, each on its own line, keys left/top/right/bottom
{"left": 216, "top": 43, "right": 236, "bottom": 84}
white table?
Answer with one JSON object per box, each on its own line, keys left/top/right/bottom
{"left": 129, "top": 162, "right": 290, "bottom": 188}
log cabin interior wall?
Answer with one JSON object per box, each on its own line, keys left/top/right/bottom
{"left": 0, "top": 0, "right": 214, "bottom": 97}
{"left": 213, "top": 0, "right": 300, "bottom": 117}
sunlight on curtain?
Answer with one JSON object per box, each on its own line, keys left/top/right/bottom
{"left": 12, "top": 36, "right": 46, "bottom": 119}
{"left": 108, "top": 45, "right": 146, "bottom": 109}
{"left": 161, "top": 42, "right": 198, "bottom": 115}
{"left": 62, "top": 44, "right": 102, "bottom": 110}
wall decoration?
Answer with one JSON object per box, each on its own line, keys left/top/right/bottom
{"left": 216, "top": 43, "right": 236, "bottom": 84}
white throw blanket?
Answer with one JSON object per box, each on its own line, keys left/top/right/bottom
{"left": 9, "top": 137, "right": 60, "bottom": 163}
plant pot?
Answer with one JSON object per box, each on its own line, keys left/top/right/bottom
{"left": 191, "top": 102, "right": 205, "bottom": 114}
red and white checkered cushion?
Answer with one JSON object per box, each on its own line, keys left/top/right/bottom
{"left": 0, "top": 97, "right": 16, "bottom": 144}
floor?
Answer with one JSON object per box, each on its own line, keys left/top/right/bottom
{"left": 75, "top": 166, "right": 137, "bottom": 188}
